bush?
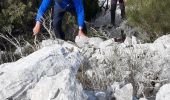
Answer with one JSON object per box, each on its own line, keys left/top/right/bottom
{"left": 126, "top": 0, "right": 170, "bottom": 41}
{"left": 0, "top": 0, "right": 37, "bottom": 33}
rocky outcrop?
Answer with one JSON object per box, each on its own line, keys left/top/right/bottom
{"left": 0, "top": 44, "right": 85, "bottom": 100}
{"left": 27, "top": 69, "right": 87, "bottom": 100}
{"left": 82, "top": 34, "right": 170, "bottom": 99}
{"left": 1, "top": 34, "right": 170, "bottom": 100}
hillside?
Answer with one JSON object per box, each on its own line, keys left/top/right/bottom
{"left": 0, "top": 0, "right": 170, "bottom": 100}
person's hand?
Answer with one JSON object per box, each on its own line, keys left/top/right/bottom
{"left": 33, "top": 21, "right": 41, "bottom": 36}
{"left": 75, "top": 29, "right": 89, "bottom": 47}
{"left": 78, "top": 29, "right": 86, "bottom": 37}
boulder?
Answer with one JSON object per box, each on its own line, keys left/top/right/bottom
{"left": 0, "top": 44, "right": 84, "bottom": 100}
{"left": 156, "top": 84, "right": 170, "bottom": 100}
{"left": 27, "top": 69, "right": 87, "bottom": 100}
{"left": 114, "top": 83, "right": 133, "bottom": 100}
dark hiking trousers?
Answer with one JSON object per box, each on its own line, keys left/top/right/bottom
{"left": 53, "top": 6, "right": 87, "bottom": 40}
{"left": 111, "top": 0, "right": 125, "bottom": 25}
{"left": 111, "top": 0, "right": 124, "bottom": 5}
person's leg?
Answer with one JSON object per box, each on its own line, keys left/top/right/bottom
{"left": 119, "top": 0, "right": 125, "bottom": 19}
{"left": 111, "top": 0, "right": 117, "bottom": 25}
{"left": 53, "top": 7, "right": 65, "bottom": 40}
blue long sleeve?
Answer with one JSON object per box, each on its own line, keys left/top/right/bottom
{"left": 36, "top": 0, "right": 51, "bottom": 22}
{"left": 36, "top": 0, "right": 85, "bottom": 28}
{"left": 72, "top": 0, "right": 85, "bottom": 28}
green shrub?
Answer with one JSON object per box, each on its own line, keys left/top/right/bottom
{"left": 0, "top": 0, "right": 37, "bottom": 33}
{"left": 126, "top": 0, "right": 170, "bottom": 41}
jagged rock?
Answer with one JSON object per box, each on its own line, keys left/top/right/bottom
{"left": 154, "top": 35, "right": 170, "bottom": 49}
{"left": 62, "top": 41, "right": 79, "bottom": 52}
{"left": 40, "top": 39, "right": 65, "bottom": 48}
{"left": 27, "top": 69, "right": 87, "bottom": 100}
{"left": 106, "top": 82, "right": 133, "bottom": 100}
{"left": 110, "top": 82, "right": 121, "bottom": 92}
{"left": 99, "top": 38, "right": 116, "bottom": 49}
{"left": 132, "top": 36, "right": 141, "bottom": 45}
{"left": 114, "top": 84, "right": 133, "bottom": 100}
{"left": 82, "top": 47, "right": 95, "bottom": 59}
{"left": 83, "top": 35, "right": 170, "bottom": 98}
{"left": 75, "top": 36, "right": 89, "bottom": 48}
{"left": 88, "top": 37, "right": 104, "bottom": 48}
{"left": 0, "top": 44, "right": 84, "bottom": 100}
{"left": 156, "top": 83, "right": 170, "bottom": 100}
{"left": 1, "top": 34, "right": 170, "bottom": 100}
{"left": 85, "top": 91, "right": 97, "bottom": 100}
{"left": 123, "top": 36, "right": 132, "bottom": 46}
{"left": 95, "top": 92, "right": 106, "bottom": 100}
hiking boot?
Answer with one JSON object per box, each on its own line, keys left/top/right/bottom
{"left": 119, "top": 3, "right": 125, "bottom": 20}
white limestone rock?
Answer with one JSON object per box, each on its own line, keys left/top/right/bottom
{"left": 139, "top": 98, "right": 148, "bottom": 100}
{"left": 1, "top": 34, "right": 170, "bottom": 100}
{"left": 114, "top": 84, "right": 133, "bottom": 100}
{"left": 95, "top": 92, "right": 106, "bottom": 100}
{"left": 0, "top": 44, "right": 84, "bottom": 100}
{"left": 88, "top": 37, "right": 104, "bottom": 48}
{"left": 124, "top": 36, "right": 132, "bottom": 46}
{"left": 99, "top": 38, "right": 115, "bottom": 49}
{"left": 40, "top": 39, "right": 65, "bottom": 48}
{"left": 27, "top": 69, "right": 87, "bottom": 100}
{"left": 156, "top": 83, "right": 170, "bottom": 100}
{"left": 154, "top": 34, "right": 170, "bottom": 49}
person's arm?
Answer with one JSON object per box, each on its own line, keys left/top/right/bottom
{"left": 33, "top": 0, "right": 51, "bottom": 35}
{"left": 72, "top": 0, "right": 85, "bottom": 36}
{"left": 36, "top": 0, "right": 51, "bottom": 22}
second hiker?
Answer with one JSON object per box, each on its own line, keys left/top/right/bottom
{"left": 111, "top": 0, "right": 125, "bottom": 26}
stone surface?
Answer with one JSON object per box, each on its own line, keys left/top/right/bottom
{"left": 81, "top": 35, "right": 170, "bottom": 99}
{"left": 88, "top": 37, "right": 104, "bottom": 48}
{"left": 156, "top": 83, "right": 170, "bottom": 100}
{"left": 95, "top": 92, "right": 106, "bottom": 100}
{"left": 114, "top": 84, "right": 133, "bottom": 100}
{"left": 139, "top": 98, "right": 148, "bottom": 100}
{"left": 1, "top": 34, "right": 170, "bottom": 99}
{"left": 27, "top": 69, "right": 87, "bottom": 100}
{"left": 0, "top": 44, "right": 84, "bottom": 100}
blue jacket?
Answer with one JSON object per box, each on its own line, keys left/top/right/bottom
{"left": 36, "top": 0, "right": 85, "bottom": 28}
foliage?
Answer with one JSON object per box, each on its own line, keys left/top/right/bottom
{"left": 84, "top": 0, "right": 99, "bottom": 21}
{"left": 126, "top": 0, "right": 170, "bottom": 41}
{"left": 0, "top": 0, "right": 37, "bottom": 33}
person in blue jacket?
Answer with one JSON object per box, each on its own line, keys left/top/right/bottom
{"left": 33, "top": 0, "right": 87, "bottom": 40}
